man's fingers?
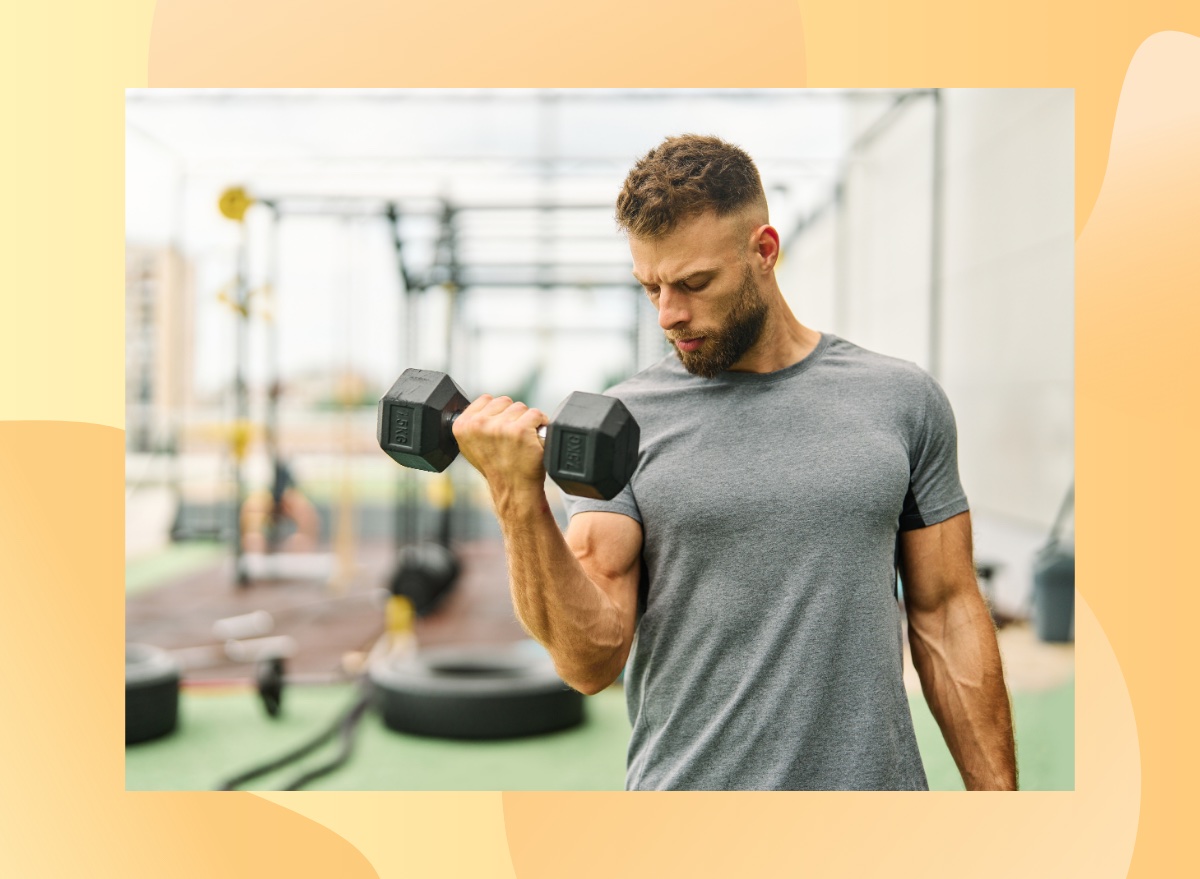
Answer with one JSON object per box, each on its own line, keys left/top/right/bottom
{"left": 498, "top": 401, "right": 530, "bottom": 423}
{"left": 454, "top": 396, "right": 547, "bottom": 452}
{"left": 455, "top": 394, "right": 509, "bottom": 431}
{"left": 479, "top": 395, "right": 514, "bottom": 417}
{"left": 458, "top": 393, "right": 495, "bottom": 418}
{"left": 515, "top": 407, "right": 548, "bottom": 431}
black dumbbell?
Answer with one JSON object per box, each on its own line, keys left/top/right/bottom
{"left": 377, "top": 369, "right": 639, "bottom": 501}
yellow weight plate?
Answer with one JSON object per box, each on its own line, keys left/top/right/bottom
{"left": 218, "top": 186, "right": 254, "bottom": 221}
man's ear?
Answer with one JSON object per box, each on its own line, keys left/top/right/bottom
{"left": 752, "top": 224, "right": 781, "bottom": 272}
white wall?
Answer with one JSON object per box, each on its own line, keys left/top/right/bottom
{"left": 939, "top": 89, "right": 1074, "bottom": 528}
{"left": 782, "top": 90, "right": 1074, "bottom": 529}
{"left": 777, "top": 204, "right": 837, "bottom": 335}
{"left": 842, "top": 97, "right": 935, "bottom": 369}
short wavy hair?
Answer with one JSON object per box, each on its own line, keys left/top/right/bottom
{"left": 616, "top": 134, "right": 768, "bottom": 239}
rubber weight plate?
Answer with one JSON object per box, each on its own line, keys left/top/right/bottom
{"left": 376, "top": 370, "right": 469, "bottom": 473}
{"left": 126, "top": 643, "right": 181, "bottom": 744}
{"left": 389, "top": 542, "right": 462, "bottom": 616}
{"left": 543, "top": 392, "right": 639, "bottom": 500}
{"left": 369, "top": 644, "right": 584, "bottom": 740}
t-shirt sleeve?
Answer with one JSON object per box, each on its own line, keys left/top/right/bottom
{"left": 898, "top": 372, "right": 970, "bottom": 531}
{"left": 560, "top": 481, "right": 642, "bottom": 525}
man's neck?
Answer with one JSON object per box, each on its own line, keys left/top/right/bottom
{"left": 729, "top": 307, "right": 821, "bottom": 374}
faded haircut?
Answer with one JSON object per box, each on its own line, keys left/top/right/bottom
{"left": 615, "top": 134, "right": 768, "bottom": 239}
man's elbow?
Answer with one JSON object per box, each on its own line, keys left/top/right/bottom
{"left": 555, "top": 657, "right": 624, "bottom": 696}
{"left": 569, "top": 676, "right": 615, "bottom": 697}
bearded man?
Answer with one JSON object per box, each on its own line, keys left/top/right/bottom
{"left": 452, "top": 134, "right": 1017, "bottom": 791}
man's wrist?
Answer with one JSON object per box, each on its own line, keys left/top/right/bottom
{"left": 490, "top": 482, "right": 550, "bottom": 519}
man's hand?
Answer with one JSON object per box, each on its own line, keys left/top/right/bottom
{"left": 452, "top": 394, "right": 548, "bottom": 507}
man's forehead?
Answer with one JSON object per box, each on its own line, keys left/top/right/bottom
{"left": 628, "top": 211, "right": 747, "bottom": 274}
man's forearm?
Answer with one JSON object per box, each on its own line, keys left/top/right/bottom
{"left": 908, "top": 590, "right": 1017, "bottom": 790}
{"left": 492, "top": 487, "right": 628, "bottom": 693}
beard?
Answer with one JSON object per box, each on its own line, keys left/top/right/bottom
{"left": 670, "top": 266, "right": 768, "bottom": 379}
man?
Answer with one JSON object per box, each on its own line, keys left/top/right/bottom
{"left": 452, "top": 134, "right": 1016, "bottom": 791}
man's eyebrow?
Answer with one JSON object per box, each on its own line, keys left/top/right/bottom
{"left": 678, "top": 268, "right": 718, "bottom": 283}
{"left": 631, "top": 267, "right": 719, "bottom": 286}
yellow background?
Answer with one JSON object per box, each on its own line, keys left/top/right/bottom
{"left": 2, "top": 0, "right": 1198, "bottom": 875}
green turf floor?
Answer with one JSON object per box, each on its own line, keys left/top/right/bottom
{"left": 127, "top": 682, "right": 630, "bottom": 791}
{"left": 911, "top": 679, "right": 1075, "bottom": 790}
{"left": 126, "top": 680, "right": 1073, "bottom": 791}
{"left": 126, "top": 542, "right": 226, "bottom": 596}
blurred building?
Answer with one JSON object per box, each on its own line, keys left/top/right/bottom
{"left": 125, "top": 244, "right": 196, "bottom": 452}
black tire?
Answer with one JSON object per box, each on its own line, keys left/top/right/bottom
{"left": 369, "top": 644, "right": 584, "bottom": 740}
{"left": 126, "top": 643, "right": 181, "bottom": 745}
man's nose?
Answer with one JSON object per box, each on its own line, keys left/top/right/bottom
{"left": 657, "top": 288, "right": 690, "bottom": 330}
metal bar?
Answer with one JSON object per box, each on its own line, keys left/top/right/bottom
{"left": 466, "top": 324, "right": 637, "bottom": 334}
{"left": 929, "top": 89, "right": 945, "bottom": 380}
{"left": 833, "top": 182, "right": 850, "bottom": 336}
{"left": 262, "top": 196, "right": 615, "bottom": 213}
{"left": 264, "top": 204, "right": 282, "bottom": 555}
{"left": 457, "top": 262, "right": 632, "bottom": 271}
{"left": 232, "top": 220, "right": 249, "bottom": 588}
{"left": 420, "top": 231, "right": 623, "bottom": 242}
{"left": 183, "top": 154, "right": 845, "bottom": 167}
{"left": 383, "top": 201, "right": 418, "bottom": 551}
{"left": 453, "top": 280, "right": 641, "bottom": 289}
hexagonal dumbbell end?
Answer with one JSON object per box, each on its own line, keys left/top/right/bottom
{"left": 377, "top": 369, "right": 469, "bottom": 472}
{"left": 543, "top": 393, "right": 640, "bottom": 500}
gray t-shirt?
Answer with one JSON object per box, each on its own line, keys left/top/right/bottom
{"left": 562, "top": 333, "right": 969, "bottom": 790}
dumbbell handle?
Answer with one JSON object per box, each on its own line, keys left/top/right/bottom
{"left": 380, "top": 369, "right": 638, "bottom": 500}
{"left": 446, "top": 408, "right": 548, "bottom": 444}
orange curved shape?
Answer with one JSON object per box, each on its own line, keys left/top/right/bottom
{"left": 0, "top": 422, "right": 379, "bottom": 877}
{"left": 147, "top": 0, "right": 808, "bottom": 87}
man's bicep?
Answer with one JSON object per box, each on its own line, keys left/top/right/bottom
{"left": 898, "top": 510, "right": 976, "bottom": 614}
{"left": 565, "top": 511, "right": 644, "bottom": 622}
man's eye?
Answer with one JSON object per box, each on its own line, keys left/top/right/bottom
{"left": 682, "top": 280, "right": 708, "bottom": 292}
{"left": 644, "top": 287, "right": 660, "bottom": 298}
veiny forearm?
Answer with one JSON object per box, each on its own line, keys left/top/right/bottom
{"left": 492, "top": 487, "right": 629, "bottom": 693}
{"left": 908, "top": 590, "right": 1017, "bottom": 790}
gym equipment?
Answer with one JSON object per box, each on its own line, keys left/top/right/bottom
{"left": 212, "top": 610, "right": 273, "bottom": 641}
{"left": 218, "top": 186, "right": 254, "bottom": 222}
{"left": 239, "top": 552, "right": 337, "bottom": 582}
{"left": 217, "top": 682, "right": 375, "bottom": 791}
{"left": 1033, "top": 483, "right": 1075, "bottom": 642}
{"left": 389, "top": 542, "right": 461, "bottom": 616}
{"left": 377, "top": 369, "right": 640, "bottom": 501}
{"left": 217, "top": 593, "right": 415, "bottom": 790}
{"left": 256, "top": 658, "right": 287, "bottom": 717}
{"left": 222, "top": 633, "right": 297, "bottom": 664}
{"left": 125, "top": 643, "right": 182, "bottom": 745}
{"left": 167, "top": 618, "right": 298, "bottom": 719}
{"left": 369, "top": 643, "right": 584, "bottom": 739}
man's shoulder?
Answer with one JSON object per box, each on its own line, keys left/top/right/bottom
{"left": 822, "top": 334, "right": 934, "bottom": 391}
{"left": 602, "top": 354, "right": 691, "bottom": 400}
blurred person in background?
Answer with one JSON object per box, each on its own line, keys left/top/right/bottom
{"left": 241, "top": 458, "right": 320, "bottom": 553}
